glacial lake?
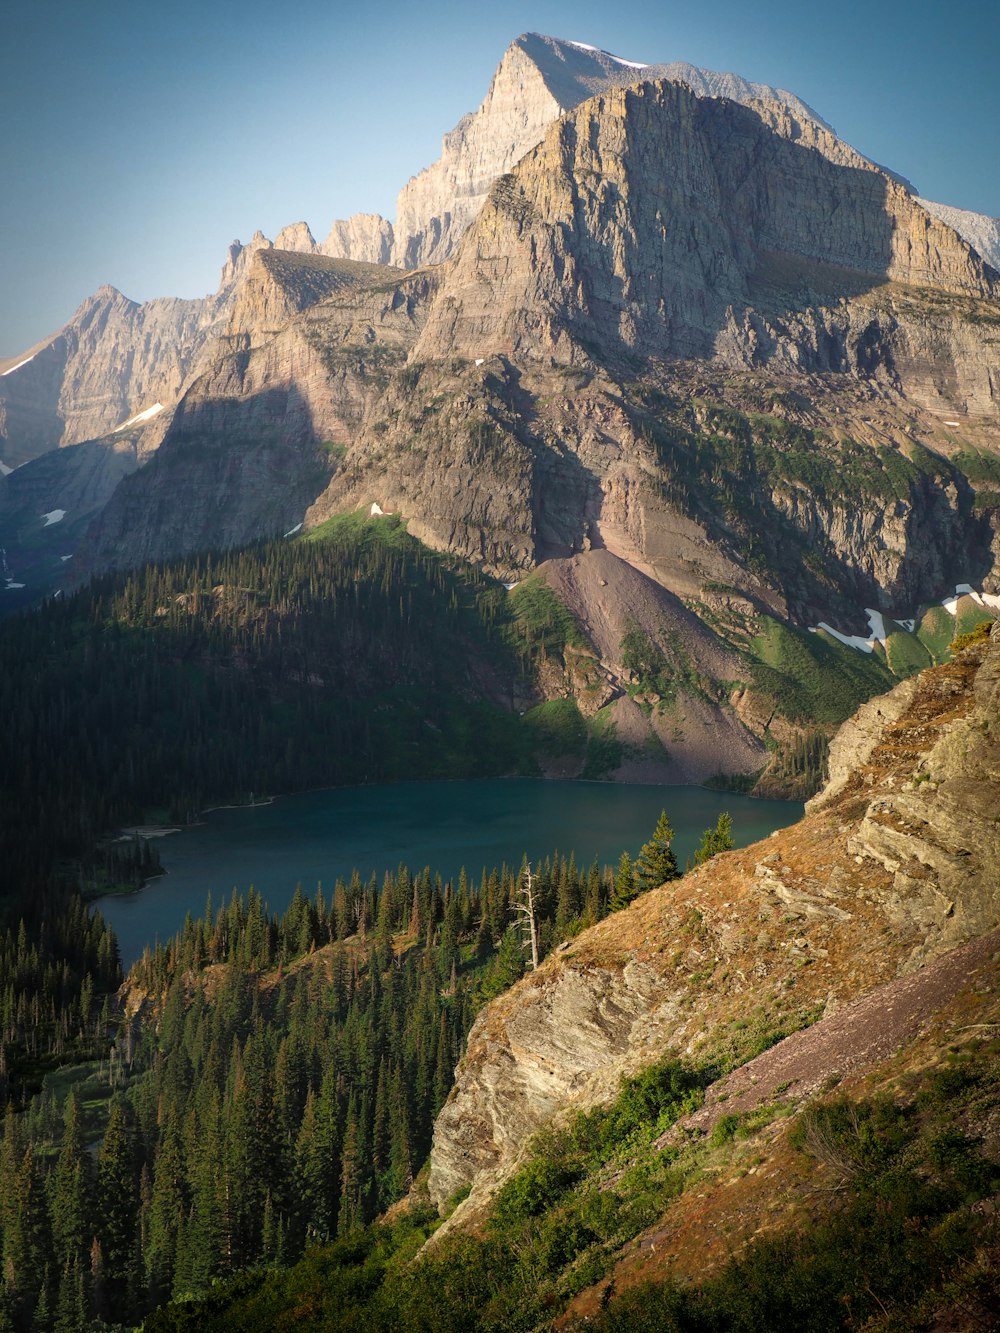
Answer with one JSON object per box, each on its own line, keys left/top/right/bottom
{"left": 99, "top": 779, "right": 802, "bottom": 966}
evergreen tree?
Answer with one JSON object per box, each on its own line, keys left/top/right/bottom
{"left": 693, "top": 812, "right": 735, "bottom": 866}
{"left": 633, "top": 811, "right": 679, "bottom": 894}
{"left": 95, "top": 1100, "right": 138, "bottom": 1322}
{"left": 610, "top": 851, "right": 636, "bottom": 911}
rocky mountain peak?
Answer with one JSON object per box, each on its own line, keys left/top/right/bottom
{"left": 517, "top": 32, "right": 832, "bottom": 129}
{"left": 273, "top": 220, "right": 319, "bottom": 253}
{"left": 388, "top": 31, "right": 843, "bottom": 272}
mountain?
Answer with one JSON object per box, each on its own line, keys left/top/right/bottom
{"left": 388, "top": 32, "right": 837, "bottom": 271}
{"left": 8, "top": 31, "right": 993, "bottom": 482}
{"left": 5, "top": 32, "right": 1000, "bottom": 792}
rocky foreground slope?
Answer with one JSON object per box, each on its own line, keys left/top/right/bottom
{"left": 426, "top": 621, "right": 1000, "bottom": 1239}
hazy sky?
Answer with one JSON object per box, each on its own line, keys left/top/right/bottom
{"left": 2, "top": 0, "right": 998, "bottom": 356}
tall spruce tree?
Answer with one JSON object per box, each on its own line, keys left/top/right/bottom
{"left": 633, "top": 811, "right": 680, "bottom": 894}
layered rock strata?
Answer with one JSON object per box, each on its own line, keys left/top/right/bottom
{"left": 426, "top": 624, "right": 1000, "bottom": 1229}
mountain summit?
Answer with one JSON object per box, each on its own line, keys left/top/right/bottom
{"left": 3, "top": 31, "right": 1000, "bottom": 798}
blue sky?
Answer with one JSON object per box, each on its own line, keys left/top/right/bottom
{"left": 2, "top": 0, "right": 998, "bottom": 355}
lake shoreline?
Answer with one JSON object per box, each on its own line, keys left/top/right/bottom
{"left": 99, "top": 778, "right": 804, "bottom": 967}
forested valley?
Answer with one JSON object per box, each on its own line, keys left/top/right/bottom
{"left": 0, "top": 511, "right": 740, "bottom": 1330}
{"left": 0, "top": 821, "right": 723, "bottom": 1330}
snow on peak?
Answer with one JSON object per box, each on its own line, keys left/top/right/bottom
{"left": 112, "top": 402, "right": 166, "bottom": 433}
{"left": 41, "top": 509, "right": 66, "bottom": 527}
{"left": 567, "top": 39, "right": 648, "bottom": 68}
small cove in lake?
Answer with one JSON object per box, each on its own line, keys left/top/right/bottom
{"left": 100, "top": 779, "right": 802, "bottom": 966}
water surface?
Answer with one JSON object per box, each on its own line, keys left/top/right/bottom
{"left": 100, "top": 779, "right": 801, "bottom": 966}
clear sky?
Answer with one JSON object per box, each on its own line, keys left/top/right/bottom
{"left": 2, "top": 0, "right": 998, "bottom": 356}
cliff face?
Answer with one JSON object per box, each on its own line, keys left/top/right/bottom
{"left": 0, "top": 233, "right": 279, "bottom": 472}
{"left": 73, "top": 258, "right": 436, "bottom": 575}
{"left": 413, "top": 80, "right": 996, "bottom": 370}
{"left": 427, "top": 623, "right": 1000, "bottom": 1228}
{"left": 390, "top": 33, "right": 836, "bottom": 272}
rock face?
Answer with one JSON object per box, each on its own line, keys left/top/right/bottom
{"left": 414, "top": 79, "right": 996, "bottom": 368}
{"left": 320, "top": 214, "right": 394, "bottom": 266}
{"left": 390, "top": 33, "right": 834, "bottom": 271}
{"left": 307, "top": 78, "right": 999, "bottom": 629}
{"left": 74, "top": 257, "right": 436, "bottom": 576}
{"left": 919, "top": 198, "right": 1000, "bottom": 272}
{"left": 0, "top": 233, "right": 278, "bottom": 472}
{"left": 426, "top": 625, "right": 1000, "bottom": 1227}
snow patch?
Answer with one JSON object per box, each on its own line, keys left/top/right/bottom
{"left": 567, "top": 39, "right": 648, "bottom": 68}
{"left": 283, "top": 523, "right": 303, "bottom": 537}
{"left": 944, "top": 420, "right": 961, "bottom": 427}
{"left": 4, "top": 581, "right": 25, "bottom": 589}
{"left": 112, "top": 402, "right": 165, "bottom": 433}
{"left": 1, "top": 353, "right": 36, "bottom": 377}
{"left": 812, "top": 622, "right": 877, "bottom": 653}
{"left": 864, "top": 608, "right": 887, "bottom": 643}
{"left": 955, "top": 582, "right": 1000, "bottom": 613}
{"left": 370, "top": 503, "right": 385, "bottom": 516}
{"left": 60, "top": 554, "right": 73, "bottom": 561}
{"left": 41, "top": 509, "right": 66, "bottom": 526}
{"left": 0, "top": 460, "right": 11, "bottom": 477}
{"left": 896, "top": 618, "right": 916, "bottom": 633}
{"left": 503, "top": 581, "right": 520, "bottom": 591}
{"left": 474, "top": 358, "right": 485, "bottom": 366}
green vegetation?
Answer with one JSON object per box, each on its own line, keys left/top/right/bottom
{"left": 0, "top": 515, "right": 601, "bottom": 915}
{"left": 140, "top": 1040, "right": 1000, "bottom": 1333}
{"left": 0, "top": 849, "right": 628, "bottom": 1330}
{"left": 953, "top": 598, "right": 995, "bottom": 640}
{"left": 0, "top": 900, "right": 120, "bottom": 1107}
{"left": 692, "top": 813, "right": 734, "bottom": 866}
{"left": 632, "top": 810, "right": 680, "bottom": 897}
{"left": 509, "top": 574, "right": 587, "bottom": 656}
{"left": 630, "top": 395, "right": 964, "bottom": 617}
{"left": 884, "top": 623, "right": 933, "bottom": 676}
{"left": 917, "top": 603, "right": 958, "bottom": 662}
{"left": 749, "top": 615, "right": 892, "bottom": 725}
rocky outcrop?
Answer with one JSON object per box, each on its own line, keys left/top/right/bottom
{"left": 426, "top": 624, "right": 1000, "bottom": 1229}
{"left": 225, "top": 249, "right": 402, "bottom": 349}
{"left": 0, "top": 233, "right": 278, "bottom": 472}
{"left": 918, "top": 198, "right": 1000, "bottom": 272}
{"left": 321, "top": 214, "right": 394, "bottom": 266}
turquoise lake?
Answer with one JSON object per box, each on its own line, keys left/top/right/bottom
{"left": 99, "top": 779, "right": 802, "bottom": 965}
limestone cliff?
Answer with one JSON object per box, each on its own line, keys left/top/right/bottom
{"left": 0, "top": 232, "right": 276, "bottom": 472}
{"left": 73, "top": 259, "right": 436, "bottom": 575}
{"left": 390, "top": 33, "right": 835, "bottom": 271}
{"left": 320, "top": 214, "right": 394, "bottom": 266}
{"left": 413, "top": 80, "right": 996, "bottom": 369}
{"left": 426, "top": 622, "right": 1000, "bottom": 1230}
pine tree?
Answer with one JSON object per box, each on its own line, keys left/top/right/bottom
{"left": 610, "top": 851, "right": 636, "bottom": 911}
{"left": 95, "top": 1099, "right": 138, "bottom": 1322}
{"left": 633, "top": 811, "right": 679, "bottom": 894}
{"left": 693, "top": 812, "right": 734, "bottom": 866}
{"left": 49, "top": 1093, "right": 90, "bottom": 1271}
